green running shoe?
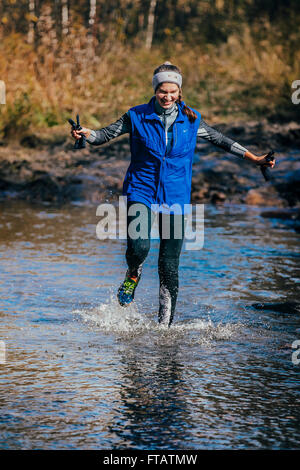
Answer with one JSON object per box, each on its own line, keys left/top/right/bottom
{"left": 117, "top": 274, "right": 140, "bottom": 307}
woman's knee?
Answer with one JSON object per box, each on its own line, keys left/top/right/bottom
{"left": 126, "top": 238, "right": 150, "bottom": 263}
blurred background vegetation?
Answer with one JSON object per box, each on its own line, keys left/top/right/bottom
{"left": 0, "top": 0, "right": 299, "bottom": 140}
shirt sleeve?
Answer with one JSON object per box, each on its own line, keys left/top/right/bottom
{"left": 86, "top": 112, "right": 131, "bottom": 145}
{"left": 197, "top": 118, "right": 248, "bottom": 158}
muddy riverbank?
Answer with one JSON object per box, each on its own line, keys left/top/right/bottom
{"left": 0, "top": 119, "right": 299, "bottom": 229}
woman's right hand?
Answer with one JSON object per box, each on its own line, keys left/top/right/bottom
{"left": 255, "top": 154, "right": 276, "bottom": 168}
{"left": 71, "top": 127, "right": 92, "bottom": 140}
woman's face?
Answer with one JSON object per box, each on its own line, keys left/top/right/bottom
{"left": 155, "top": 82, "right": 180, "bottom": 109}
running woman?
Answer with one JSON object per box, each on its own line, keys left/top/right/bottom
{"left": 71, "top": 62, "right": 275, "bottom": 327}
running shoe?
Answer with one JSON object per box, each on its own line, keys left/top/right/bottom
{"left": 117, "top": 274, "right": 140, "bottom": 307}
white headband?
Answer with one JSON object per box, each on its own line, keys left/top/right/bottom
{"left": 152, "top": 71, "right": 182, "bottom": 91}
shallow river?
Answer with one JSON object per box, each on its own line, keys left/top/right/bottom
{"left": 0, "top": 200, "right": 299, "bottom": 449}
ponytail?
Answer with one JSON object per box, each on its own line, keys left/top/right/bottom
{"left": 176, "top": 89, "right": 197, "bottom": 123}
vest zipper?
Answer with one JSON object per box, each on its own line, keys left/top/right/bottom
{"left": 157, "top": 109, "right": 177, "bottom": 203}
{"left": 164, "top": 112, "right": 167, "bottom": 158}
{"left": 156, "top": 119, "right": 167, "bottom": 204}
{"left": 174, "top": 123, "right": 177, "bottom": 147}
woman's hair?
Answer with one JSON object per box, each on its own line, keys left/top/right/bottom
{"left": 153, "top": 63, "right": 198, "bottom": 123}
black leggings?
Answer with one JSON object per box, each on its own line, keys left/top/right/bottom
{"left": 125, "top": 201, "right": 185, "bottom": 327}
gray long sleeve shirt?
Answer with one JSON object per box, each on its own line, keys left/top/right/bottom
{"left": 87, "top": 99, "right": 248, "bottom": 158}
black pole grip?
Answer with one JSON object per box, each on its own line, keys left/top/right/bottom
{"left": 68, "top": 118, "right": 76, "bottom": 128}
{"left": 68, "top": 114, "right": 86, "bottom": 150}
{"left": 260, "top": 150, "right": 275, "bottom": 182}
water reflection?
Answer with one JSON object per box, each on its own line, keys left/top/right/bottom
{"left": 109, "top": 344, "right": 192, "bottom": 450}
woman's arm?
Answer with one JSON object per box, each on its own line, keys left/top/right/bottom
{"left": 71, "top": 112, "right": 131, "bottom": 146}
{"left": 197, "top": 119, "right": 275, "bottom": 168}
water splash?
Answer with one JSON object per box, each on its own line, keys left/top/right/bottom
{"left": 73, "top": 295, "right": 155, "bottom": 335}
{"left": 73, "top": 296, "right": 242, "bottom": 345}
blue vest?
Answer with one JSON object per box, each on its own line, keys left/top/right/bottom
{"left": 123, "top": 96, "right": 201, "bottom": 213}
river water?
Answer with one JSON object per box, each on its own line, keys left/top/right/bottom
{"left": 0, "top": 200, "right": 299, "bottom": 449}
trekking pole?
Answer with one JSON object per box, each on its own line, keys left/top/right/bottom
{"left": 260, "top": 150, "right": 275, "bottom": 182}
{"left": 68, "top": 114, "right": 86, "bottom": 149}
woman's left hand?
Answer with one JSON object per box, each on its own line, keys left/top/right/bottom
{"left": 255, "top": 154, "right": 276, "bottom": 168}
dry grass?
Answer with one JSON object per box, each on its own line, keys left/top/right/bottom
{"left": 0, "top": 22, "right": 299, "bottom": 140}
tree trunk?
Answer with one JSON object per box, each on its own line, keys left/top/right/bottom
{"left": 27, "top": 0, "right": 35, "bottom": 44}
{"left": 87, "top": 0, "right": 97, "bottom": 56}
{"left": 62, "top": 0, "right": 69, "bottom": 36}
{"left": 53, "top": 0, "right": 61, "bottom": 42}
{"left": 145, "top": 0, "right": 157, "bottom": 50}
{"left": 89, "top": 0, "right": 97, "bottom": 33}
